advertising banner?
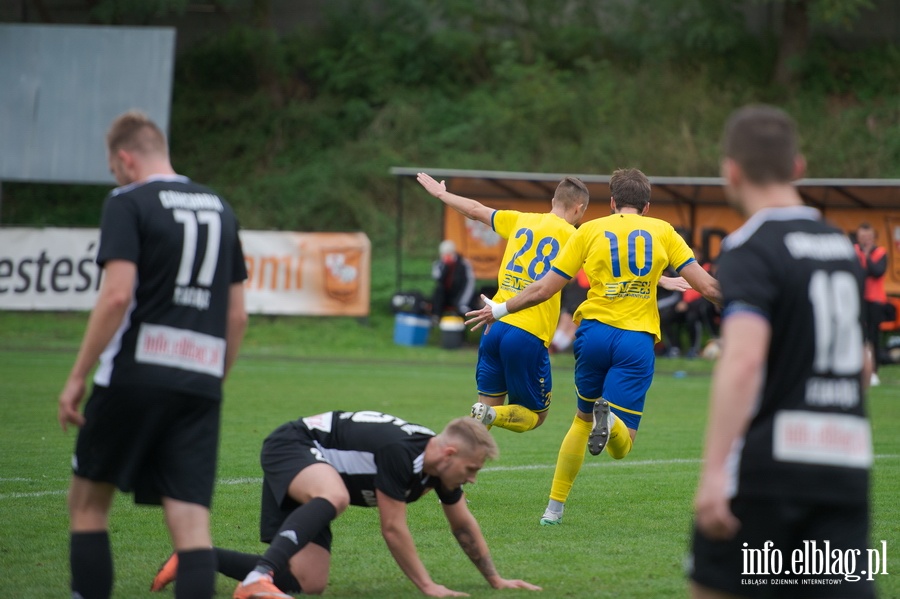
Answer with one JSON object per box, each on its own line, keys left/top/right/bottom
{"left": 240, "top": 230, "right": 370, "bottom": 316}
{"left": 0, "top": 228, "right": 371, "bottom": 315}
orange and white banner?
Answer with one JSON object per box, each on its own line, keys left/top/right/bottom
{"left": 0, "top": 228, "right": 370, "bottom": 315}
{"left": 241, "top": 231, "right": 370, "bottom": 316}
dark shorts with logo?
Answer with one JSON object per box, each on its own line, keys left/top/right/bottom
{"left": 73, "top": 384, "right": 221, "bottom": 507}
{"left": 689, "top": 497, "right": 875, "bottom": 598}
{"left": 258, "top": 422, "right": 333, "bottom": 550}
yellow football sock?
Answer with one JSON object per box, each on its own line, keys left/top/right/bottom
{"left": 606, "top": 414, "right": 633, "bottom": 459}
{"left": 491, "top": 405, "right": 539, "bottom": 433}
{"left": 548, "top": 416, "right": 592, "bottom": 503}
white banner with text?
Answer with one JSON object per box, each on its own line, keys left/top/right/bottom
{"left": 0, "top": 228, "right": 371, "bottom": 315}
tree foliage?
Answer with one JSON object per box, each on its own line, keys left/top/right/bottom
{"left": 755, "top": 0, "right": 879, "bottom": 85}
{"left": 86, "top": 0, "right": 190, "bottom": 24}
{"left": 4, "top": 0, "right": 898, "bottom": 249}
{"left": 780, "top": 0, "right": 876, "bottom": 29}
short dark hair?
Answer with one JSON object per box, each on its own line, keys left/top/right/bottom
{"left": 609, "top": 168, "right": 650, "bottom": 211}
{"left": 106, "top": 110, "right": 168, "bottom": 157}
{"left": 554, "top": 176, "right": 589, "bottom": 209}
{"left": 722, "top": 104, "right": 798, "bottom": 184}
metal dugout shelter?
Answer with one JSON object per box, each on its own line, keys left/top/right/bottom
{"left": 390, "top": 167, "right": 900, "bottom": 296}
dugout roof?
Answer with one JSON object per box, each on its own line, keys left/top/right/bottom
{"left": 390, "top": 167, "right": 900, "bottom": 210}
{"left": 390, "top": 167, "right": 900, "bottom": 291}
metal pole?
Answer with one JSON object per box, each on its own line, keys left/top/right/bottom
{"left": 396, "top": 175, "right": 403, "bottom": 291}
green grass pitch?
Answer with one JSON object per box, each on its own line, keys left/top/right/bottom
{"left": 1, "top": 314, "right": 898, "bottom": 598}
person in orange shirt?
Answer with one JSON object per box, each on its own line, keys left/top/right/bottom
{"left": 854, "top": 222, "right": 888, "bottom": 386}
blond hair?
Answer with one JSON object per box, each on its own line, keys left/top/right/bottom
{"left": 106, "top": 110, "right": 168, "bottom": 157}
{"left": 439, "top": 417, "right": 499, "bottom": 460}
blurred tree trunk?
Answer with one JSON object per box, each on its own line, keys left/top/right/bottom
{"left": 251, "top": 0, "right": 271, "bottom": 29}
{"left": 773, "top": 0, "right": 809, "bottom": 86}
{"left": 29, "top": 0, "right": 55, "bottom": 21}
{"left": 249, "top": 0, "right": 282, "bottom": 103}
{"left": 210, "top": 0, "right": 234, "bottom": 22}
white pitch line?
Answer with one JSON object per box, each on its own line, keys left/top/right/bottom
{"left": 0, "top": 490, "right": 67, "bottom": 499}
{"left": 483, "top": 457, "right": 701, "bottom": 472}
{"left": 3, "top": 455, "right": 898, "bottom": 500}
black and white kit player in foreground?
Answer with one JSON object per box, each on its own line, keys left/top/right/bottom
{"left": 689, "top": 105, "right": 875, "bottom": 598}
{"left": 58, "top": 111, "right": 248, "bottom": 599}
{"left": 151, "top": 411, "right": 542, "bottom": 598}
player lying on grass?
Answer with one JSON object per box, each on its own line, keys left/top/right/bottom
{"left": 151, "top": 411, "right": 541, "bottom": 598}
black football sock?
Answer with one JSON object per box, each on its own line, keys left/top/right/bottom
{"left": 174, "top": 548, "right": 216, "bottom": 599}
{"left": 272, "top": 568, "right": 303, "bottom": 593}
{"left": 255, "top": 497, "right": 337, "bottom": 577}
{"left": 214, "top": 547, "right": 259, "bottom": 580}
{"left": 70, "top": 531, "right": 113, "bottom": 599}
{"left": 213, "top": 547, "right": 301, "bottom": 591}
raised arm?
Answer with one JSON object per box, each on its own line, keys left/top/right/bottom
{"left": 376, "top": 489, "right": 469, "bottom": 597}
{"left": 417, "top": 172, "right": 494, "bottom": 226}
{"left": 441, "top": 497, "right": 542, "bottom": 591}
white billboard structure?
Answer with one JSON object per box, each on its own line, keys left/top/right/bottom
{"left": 0, "top": 26, "right": 373, "bottom": 316}
{"left": 0, "top": 23, "right": 176, "bottom": 185}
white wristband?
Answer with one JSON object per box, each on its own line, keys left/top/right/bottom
{"left": 491, "top": 302, "right": 510, "bottom": 320}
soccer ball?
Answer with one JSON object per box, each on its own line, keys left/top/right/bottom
{"left": 701, "top": 339, "right": 721, "bottom": 360}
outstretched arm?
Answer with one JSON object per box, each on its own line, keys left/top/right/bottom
{"left": 679, "top": 262, "right": 722, "bottom": 307}
{"left": 441, "top": 498, "right": 542, "bottom": 591}
{"left": 466, "top": 271, "right": 568, "bottom": 331}
{"left": 417, "top": 173, "right": 494, "bottom": 226}
{"left": 659, "top": 275, "right": 691, "bottom": 292}
{"left": 377, "top": 489, "right": 469, "bottom": 597}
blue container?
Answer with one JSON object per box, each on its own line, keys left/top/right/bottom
{"left": 393, "top": 313, "right": 431, "bottom": 346}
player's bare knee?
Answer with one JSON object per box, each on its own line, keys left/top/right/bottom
{"left": 302, "top": 580, "right": 327, "bottom": 595}
{"left": 320, "top": 488, "right": 350, "bottom": 515}
{"left": 67, "top": 479, "right": 113, "bottom": 526}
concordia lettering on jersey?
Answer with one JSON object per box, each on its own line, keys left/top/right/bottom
{"left": 93, "top": 175, "right": 247, "bottom": 400}
{"left": 718, "top": 206, "right": 871, "bottom": 504}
